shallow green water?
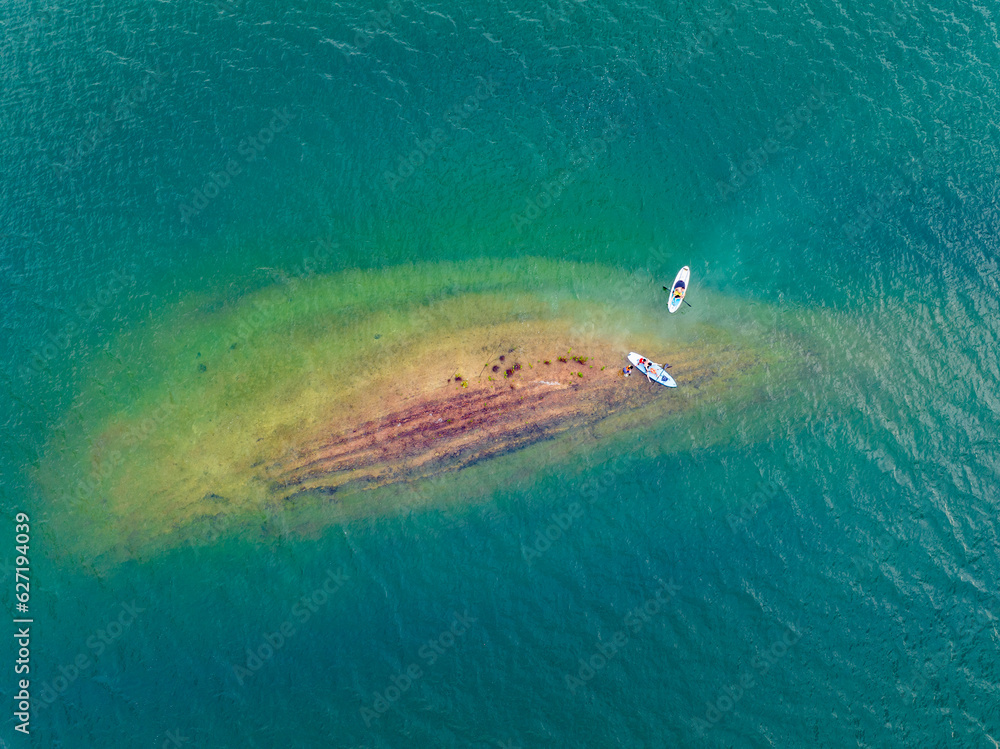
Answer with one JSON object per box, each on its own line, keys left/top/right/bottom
{"left": 2, "top": 0, "right": 999, "bottom": 746}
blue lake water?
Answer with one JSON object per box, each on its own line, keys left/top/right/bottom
{"left": 2, "top": 0, "right": 999, "bottom": 746}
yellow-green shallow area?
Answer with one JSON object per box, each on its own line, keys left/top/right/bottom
{"left": 36, "top": 257, "right": 842, "bottom": 566}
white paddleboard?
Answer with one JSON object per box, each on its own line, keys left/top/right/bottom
{"left": 667, "top": 266, "right": 690, "bottom": 313}
{"left": 627, "top": 352, "right": 676, "bottom": 388}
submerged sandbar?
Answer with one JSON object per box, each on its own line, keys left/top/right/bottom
{"left": 37, "top": 258, "right": 799, "bottom": 563}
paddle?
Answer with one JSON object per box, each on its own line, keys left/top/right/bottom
{"left": 662, "top": 286, "right": 693, "bottom": 308}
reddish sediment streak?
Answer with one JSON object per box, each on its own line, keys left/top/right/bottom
{"left": 264, "top": 351, "right": 723, "bottom": 500}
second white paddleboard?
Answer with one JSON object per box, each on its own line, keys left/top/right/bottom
{"left": 628, "top": 352, "right": 676, "bottom": 388}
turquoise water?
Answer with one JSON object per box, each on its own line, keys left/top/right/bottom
{"left": 3, "top": 0, "right": 1000, "bottom": 746}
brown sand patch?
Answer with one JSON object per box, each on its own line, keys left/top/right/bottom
{"left": 265, "top": 339, "right": 726, "bottom": 501}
